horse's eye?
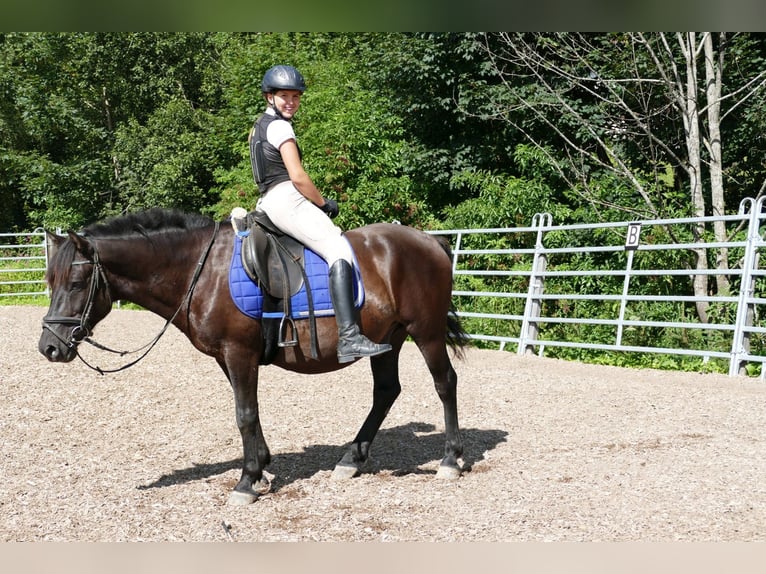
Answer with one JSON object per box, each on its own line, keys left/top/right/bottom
{"left": 70, "top": 281, "right": 86, "bottom": 291}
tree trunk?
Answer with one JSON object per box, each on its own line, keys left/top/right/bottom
{"left": 705, "top": 33, "right": 730, "bottom": 295}
{"left": 679, "top": 32, "right": 710, "bottom": 323}
{"left": 102, "top": 85, "right": 122, "bottom": 208}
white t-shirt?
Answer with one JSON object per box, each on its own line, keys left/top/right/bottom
{"left": 264, "top": 108, "right": 296, "bottom": 149}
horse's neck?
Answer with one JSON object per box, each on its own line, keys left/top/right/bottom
{"left": 102, "top": 234, "right": 202, "bottom": 319}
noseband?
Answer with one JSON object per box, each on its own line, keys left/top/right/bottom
{"left": 42, "top": 247, "right": 111, "bottom": 349}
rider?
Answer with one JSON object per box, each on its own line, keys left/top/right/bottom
{"left": 248, "top": 64, "right": 391, "bottom": 364}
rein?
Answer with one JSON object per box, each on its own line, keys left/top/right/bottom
{"left": 42, "top": 222, "right": 220, "bottom": 375}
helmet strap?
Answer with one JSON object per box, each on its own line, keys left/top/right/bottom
{"left": 266, "top": 93, "right": 289, "bottom": 120}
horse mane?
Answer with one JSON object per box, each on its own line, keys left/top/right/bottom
{"left": 46, "top": 208, "right": 214, "bottom": 287}
{"left": 82, "top": 207, "right": 214, "bottom": 239}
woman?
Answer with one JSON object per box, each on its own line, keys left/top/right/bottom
{"left": 248, "top": 64, "right": 391, "bottom": 363}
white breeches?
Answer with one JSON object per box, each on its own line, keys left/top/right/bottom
{"left": 255, "top": 180, "right": 353, "bottom": 266}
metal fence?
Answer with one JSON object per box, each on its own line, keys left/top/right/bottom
{"left": 430, "top": 196, "right": 766, "bottom": 378}
{"left": 0, "top": 229, "right": 49, "bottom": 300}
{"left": 4, "top": 199, "right": 766, "bottom": 377}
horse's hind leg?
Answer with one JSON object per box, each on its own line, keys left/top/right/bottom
{"left": 332, "top": 346, "right": 403, "bottom": 479}
{"left": 418, "top": 339, "right": 463, "bottom": 479}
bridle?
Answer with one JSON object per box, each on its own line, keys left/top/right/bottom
{"left": 42, "top": 247, "right": 111, "bottom": 350}
{"left": 41, "top": 222, "right": 219, "bottom": 374}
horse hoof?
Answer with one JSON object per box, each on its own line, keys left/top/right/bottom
{"left": 435, "top": 465, "right": 462, "bottom": 480}
{"left": 228, "top": 490, "right": 258, "bottom": 506}
{"left": 255, "top": 475, "right": 272, "bottom": 495}
{"left": 331, "top": 464, "right": 359, "bottom": 480}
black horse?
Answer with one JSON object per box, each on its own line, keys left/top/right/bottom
{"left": 38, "top": 208, "right": 468, "bottom": 504}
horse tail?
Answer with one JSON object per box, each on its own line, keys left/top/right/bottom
{"left": 446, "top": 310, "right": 469, "bottom": 360}
{"left": 434, "top": 235, "right": 470, "bottom": 359}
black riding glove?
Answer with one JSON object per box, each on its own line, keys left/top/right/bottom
{"left": 319, "top": 198, "right": 339, "bottom": 219}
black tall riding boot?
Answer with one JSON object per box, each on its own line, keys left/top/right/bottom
{"left": 329, "top": 259, "right": 392, "bottom": 363}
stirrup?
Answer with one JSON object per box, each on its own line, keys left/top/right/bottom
{"left": 278, "top": 315, "right": 298, "bottom": 347}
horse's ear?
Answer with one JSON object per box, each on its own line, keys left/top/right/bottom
{"left": 67, "top": 230, "right": 95, "bottom": 260}
{"left": 45, "top": 231, "right": 65, "bottom": 261}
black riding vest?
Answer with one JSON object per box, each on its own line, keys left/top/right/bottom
{"left": 249, "top": 111, "right": 302, "bottom": 194}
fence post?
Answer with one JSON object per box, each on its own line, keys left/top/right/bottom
{"left": 518, "top": 213, "right": 551, "bottom": 356}
{"left": 34, "top": 227, "right": 49, "bottom": 298}
{"left": 451, "top": 231, "right": 463, "bottom": 276}
{"left": 616, "top": 222, "right": 642, "bottom": 346}
{"left": 729, "top": 197, "right": 764, "bottom": 376}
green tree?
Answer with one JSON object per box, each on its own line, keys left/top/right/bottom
{"left": 0, "top": 32, "right": 231, "bottom": 230}
{"left": 368, "top": 33, "right": 523, "bottom": 216}
{"left": 1, "top": 33, "right": 113, "bottom": 229}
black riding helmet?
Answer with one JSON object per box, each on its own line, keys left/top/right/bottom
{"left": 261, "top": 65, "right": 307, "bottom": 94}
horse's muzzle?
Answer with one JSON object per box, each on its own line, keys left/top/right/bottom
{"left": 38, "top": 329, "right": 78, "bottom": 363}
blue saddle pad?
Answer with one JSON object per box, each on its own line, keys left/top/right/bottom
{"left": 228, "top": 235, "right": 364, "bottom": 319}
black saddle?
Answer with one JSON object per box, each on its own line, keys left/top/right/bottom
{"left": 240, "top": 211, "right": 306, "bottom": 298}
{"left": 238, "top": 210, "right": 319, "bottom": 363}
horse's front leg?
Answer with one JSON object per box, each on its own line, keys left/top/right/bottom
{"left": 219, "top": 358, "right": 271, "bottom": 505}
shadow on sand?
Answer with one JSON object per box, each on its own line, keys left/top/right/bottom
{"left": 138, "top": 422, "right": 508, "bottom": 492}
